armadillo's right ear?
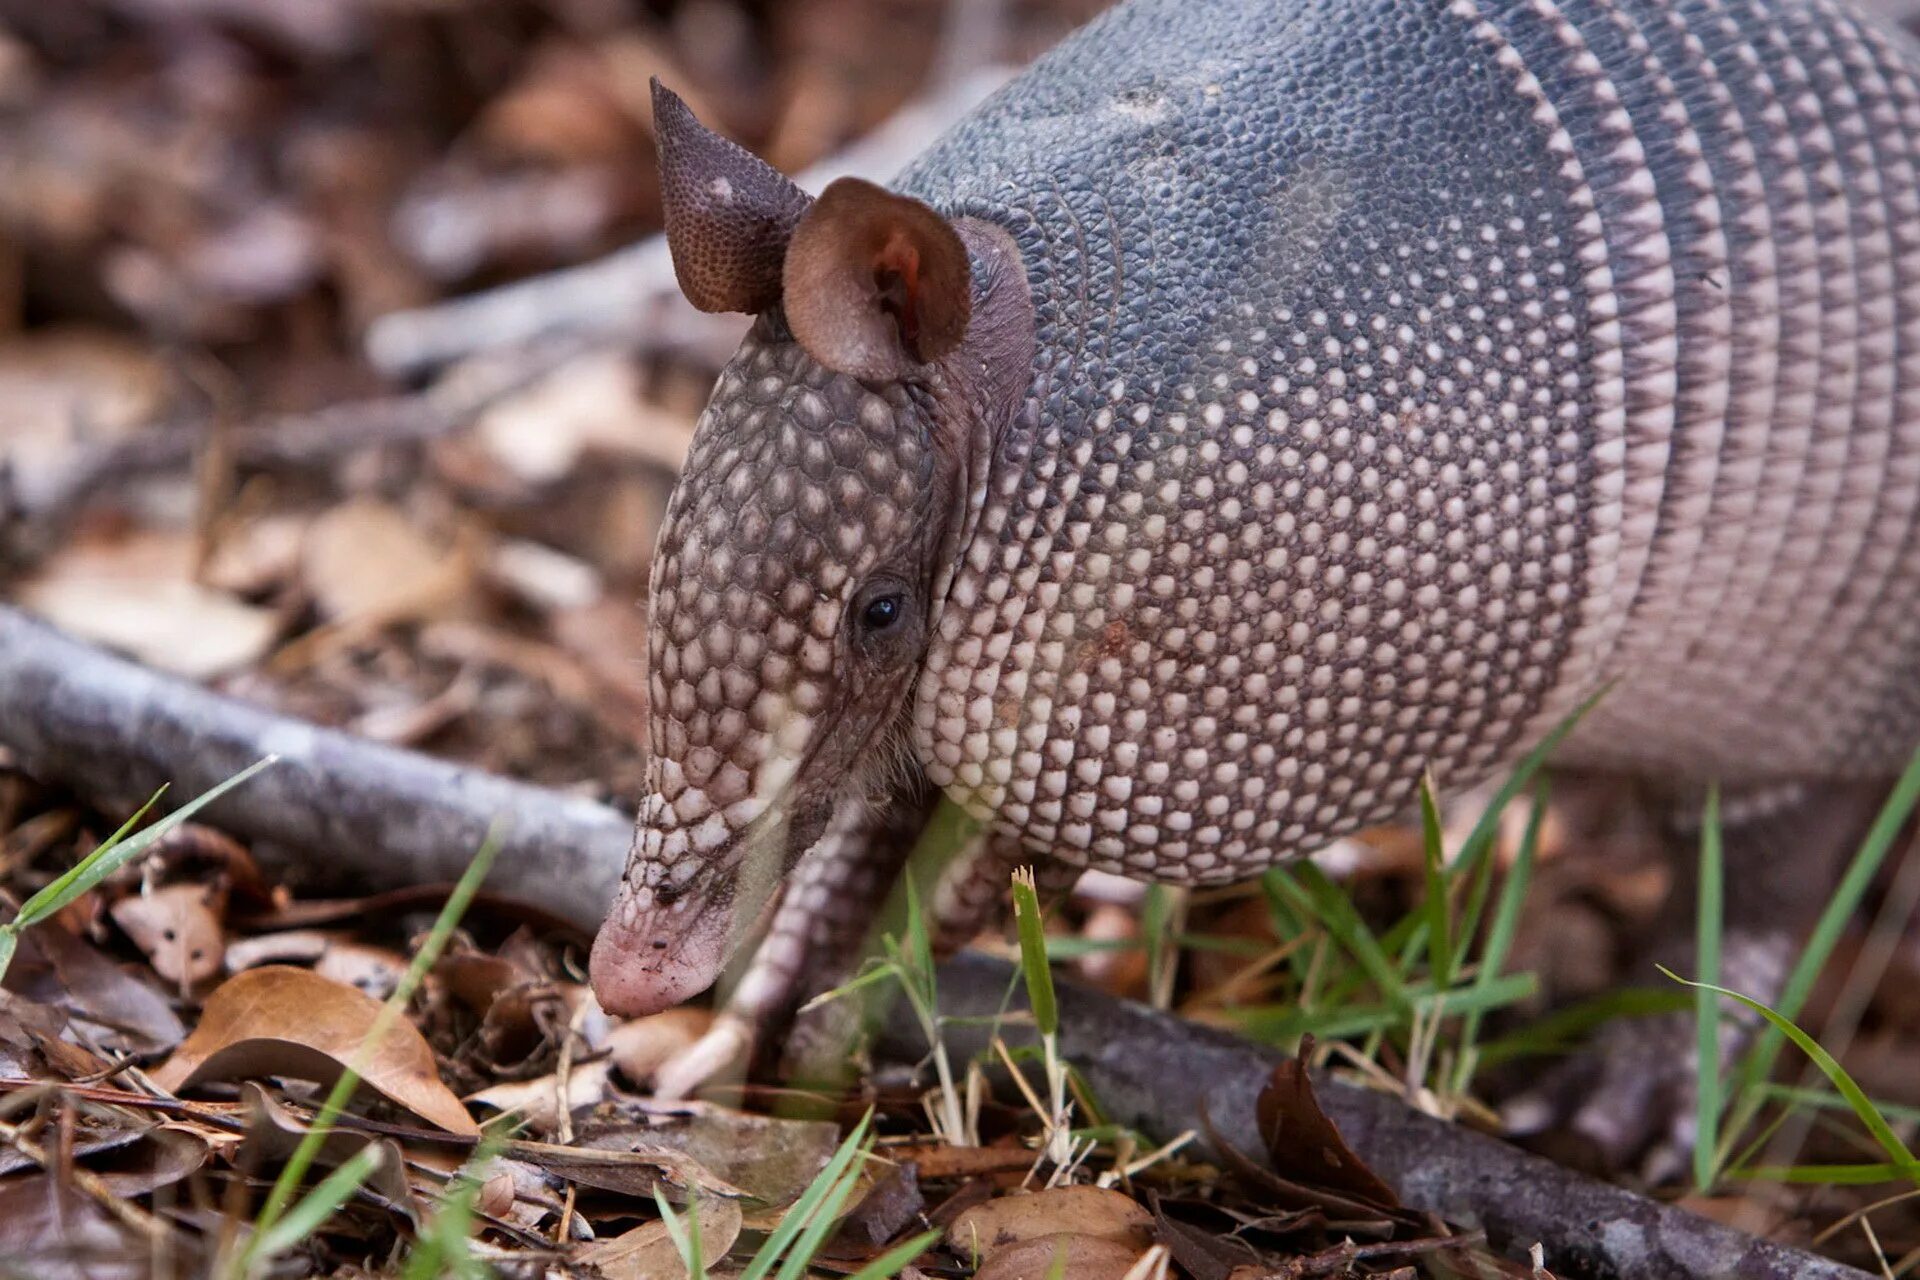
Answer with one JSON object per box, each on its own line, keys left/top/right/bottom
{"left": 653, "top": 79, "right": 812, "bottom": 314}
{"left": 782, "top": 177, "right": 972, "bottom": 382}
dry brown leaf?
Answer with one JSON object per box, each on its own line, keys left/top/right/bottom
{"left": 487, "top": 537, "right": 604, "bottom": 612}
{"left": 19, "top": 533, "right": 278, "bottom": 679}
{"left": 1256, "top": 1046, "right": 1400, "bottom": 1211}
{"left": 0, "top": 327, "right": 171, "bottom": 506}
{"left": 110, "top": 883, "right": 225, "bottom": 991}
{"left": 302, "top": 498, "right": 473, "bottom": 627}
{"left": 7, "top": 925, "right": 184, "bottom": 1053}
{"left": 472, "top": 350, "right": 692, "bottom": 484}
{"left": 576, "top": 1196, "right": 744, "bottom": 1280}
{"left": 972, "top": 1232, "right": 1148, "bottom": 1280}
{"left": 505, "top": 1135, "right": 745, "bottom": 1200}
{"left": 151, "top": 965, "right": 478, "bottom": 1135}
{"left": 576, "top": 1103, "right": 839, "bottom": 1208}
{"left": 948, "top": 1186, "right": 1156, "bottom": 1257}
{"left": 468, "top": 1058, "right": 613, "bottom": 1134}
{"left": 200, "top": 513, "right": 311, "bottom": 597}
{"left": 312, "top": 941, "right": 410, "bottom": 1000}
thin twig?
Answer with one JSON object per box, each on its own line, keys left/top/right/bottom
{"left": 0, "top": 1114, "right": 175, "bottom": 1243}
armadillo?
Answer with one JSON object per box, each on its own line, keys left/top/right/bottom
{"left": 588, "top": 0, "right": 1920, "bottom": 1124}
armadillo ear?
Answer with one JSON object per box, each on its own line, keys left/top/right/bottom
{"left": 653, "top": 79, "right": 812, "bottom": 314}
{"left": 783, "top": 177, "right": 972, "bottom": 381}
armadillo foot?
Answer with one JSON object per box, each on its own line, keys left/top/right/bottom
{"left": 653, "top": 1011, "right": 757, "bottom": 1100}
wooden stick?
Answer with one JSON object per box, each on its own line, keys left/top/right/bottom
{"left": 0, "top": 606, "right": 630, "bottom": 930}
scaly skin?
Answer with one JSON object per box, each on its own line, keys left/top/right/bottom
{"left": 594, "top": 0, "right": 1920, "bottom": 1138}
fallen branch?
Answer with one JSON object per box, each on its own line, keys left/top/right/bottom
{"left": 0, "top": 605, "right": 630, "bottom": 930}
{"left": 876, "top": 953, "right": 1874, "bottom": 1280}
{"left": 363, "top": 66, "right": 1013, "bottom": 378}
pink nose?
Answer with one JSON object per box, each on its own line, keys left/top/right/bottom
{"left": 589, "top": 893, "right": 732, "bottom": 1017}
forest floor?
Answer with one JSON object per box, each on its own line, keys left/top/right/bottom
{"left": 2, "top": 1, "right": 1920, "bottom": 1276}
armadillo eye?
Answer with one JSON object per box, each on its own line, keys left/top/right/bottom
{"left": 860, "top": 595, "right": 902, "bottom": 630}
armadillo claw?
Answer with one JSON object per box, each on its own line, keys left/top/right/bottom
{"left": 650, "top": 1012, "right": 757, "bottom": 1101}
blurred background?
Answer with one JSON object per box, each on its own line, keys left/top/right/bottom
{"left": 0, "top": 0, "right": 1106, "bottom": 808}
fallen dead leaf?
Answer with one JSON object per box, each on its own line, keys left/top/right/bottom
{"left": 503, "top": 1135, "right": 746, "bottom": 1200}
{"left": 948, "top": 1185, "right": 1156, "bottom": 1257}
{"left": 302, "top": 498, "right": 474, "bottom": 627}
{"left": 472, "top": 350, "right": 675, "bottom": 485}
{"left": 1257, "top": 1044, "right": 1400, "bottom": 1211}
{"left": 0, "top": 327, "right": 172, "bottom": 509}
{"left": 0, "top": 1175, "right": 159, "bottom": 1280}
{"left": 972, "top": 1232, "right": 1148, "bottom": 1280}
{"left": 19, "top": 533, "right": 278, "bottom": 679}
{"left": 576, "top": 1102, "right": 840, "bottom": 1208}
{"left": 110, "top": 883, "right": 225, "bottom": 991}
{"left": 6, "top": 924, "right": 184, "bottom": 1053}
{"left": 312, "top": 941, "right": 411, "bottom": 1001}
{"left": 468, "top": 1058, "right": 614, "bottom": 1134}
{"left": 487, "top": 537, "right": 604, "bottom": 612}
{"left": 576, "top": 1195, "right": 744, "bottom": 1280}
{"left": 836, "top": 1162, "right": 924, "bottom": 1250}
{"left": 151, "top": 965, "right": 478, "bottom": 1135}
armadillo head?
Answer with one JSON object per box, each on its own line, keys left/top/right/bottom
{"left": 589, "top": 83, "right": 1033, "bottom": 1017}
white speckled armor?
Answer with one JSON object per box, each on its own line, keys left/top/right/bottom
{"left": 896, "top": 0, "right": 1920, "bottom": 886}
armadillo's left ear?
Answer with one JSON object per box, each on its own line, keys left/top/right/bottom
{"left": 654, "top": 79, "right": 812, "bottom": 314}
{"left": 783, "top": 177, "right": 972, "bottom": 381}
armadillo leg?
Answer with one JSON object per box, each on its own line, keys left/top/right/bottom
{"left": 1505, "top": 780, "right": 1886, "bottom": 1179}
{"left": 651, "top": 786, "right": 937, "bottom": 1099}
{"left": 928, "top": 829, "right": 1081, "bottom": 955}
{"left": 780, "top": 821, "right": 1080, "bottom": 1084}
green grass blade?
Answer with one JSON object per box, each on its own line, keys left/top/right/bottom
{"left": 404, "top": 1138, "right": 502, "bottom": 1280}
{"left": 654, "top": 1187, "right": 703, "bottom": 1278}
{"left": 1143, "top": 884, "right": 1176, "bottom": 1005}
{"left": 248, "top": 1143, "right": 384, "bottom": 1263}
{"left": 1270, "top": 864, "right": 1406, "bottom": 1007}
{"left": 1692, "top": 786, "right": 1725, "bottom": 1194}
{"left": 248, "top": 825, "right": 502, "bottom": 1259}
{"left": 738, "top": 1111, "right": 871, "bottom": 1280}
{"left": 1258, "top": 876, "right": 1318, "bottom": 988}
{"left": 1473, "top": 987, "right": 1692, "bottom": 1067}
{"left": 774, "top": 1161, "right": 867, "bottom": 1280}
{"left": 1729, "top": 742, "right": 1920, "bottom": 1126}
{"left": 1417, "top": 773, "right": 1455, "bottom": 992}
{"left": 799, "top": 960, "right": 909, "bottom": 1014}
{"left": 14, "top": 756, "right": 276, "bottom": 932}
{"left": 901, "top": 874, "right": 936, "bottom": 1011}
{"left": 1757, "top": 1084, "right": 1920, "bottom": 1128}
{"left": 1733, "top": 1162, "right": 1920, "bottom": 1186}
{"left": 1230, "top": 972, "right": 1537, "bottom": 1043}
{"left": 842, "top": 1230, "right": 941, "bottom": 1280}
{"left": 1010, "top": 869, "right": 1058, "bottom": 1038}
{"left": 1446, "top": 684, "right": 1609, "bottom": 891}
{"left": 1453, "top": 785, "right": 1545, "bottom": 1091}
{"left": 1665, "top": 968, "right": 1920, "bottom": 1185}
